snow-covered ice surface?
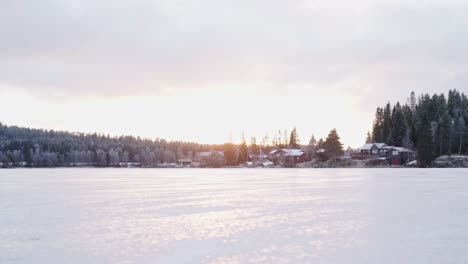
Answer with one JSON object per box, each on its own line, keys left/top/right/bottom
{"left": 1, "top": 168, "right": 468, "bottom": 264}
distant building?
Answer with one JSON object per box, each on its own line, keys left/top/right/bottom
{"left": 248, "top": 153, "right": 269, "bottom": 162}
{"left": 383, "top": 146, "right": 416, "bottom": 165}
{"left": 117, "top": 162, "right": 141, "bottom": 168}
{"left": 356, "top": 142, "right": 416, "bottom": 165}
{"left": 359, "top": 143, "right": 387, "bottom": 156}
{"left": 269, "top": 149, "right": 307, "bottom": 164}
{"left": 178, "top": 159, "right": 193, "bottom": 167}
{"left": 315, "top": 148, "right": 326, "bottom": 154}
{"left": 70, "top": 162, "right": 96, "bottom": 167}
{"left": 197, "top": 151, "right": 225, "bottom": 167}
{"left": 343, "top": 147, "right": 355, "bottom": 158}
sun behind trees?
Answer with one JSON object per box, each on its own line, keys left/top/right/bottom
{"left": 220, "top": 127, "right": 344, "bottom": 166}
{"left": 0, "top": 121, "right": 346, "bottom": 168}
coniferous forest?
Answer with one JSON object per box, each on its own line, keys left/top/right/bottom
{"left": 0, "top": 124, "right": 221, "bottom": 167}
{"left": 2, "top": 90, "right": 468, "bottom": 168}
{"left": 370, "top": 90, "right": 468, "bottom": 167}
{"left": 0, "top": 123, "right": 306, "bottom": 168}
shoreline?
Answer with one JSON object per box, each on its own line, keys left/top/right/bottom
{"left": 1, "top": 166, "right": 460, "bottom": 169}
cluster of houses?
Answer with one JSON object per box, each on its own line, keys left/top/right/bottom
{"left": 356, "top": 143, "right": 416, "bottom": 165}
{"left": 173, "top": 143, "right": 416, "bottom": 167}
{"left": 0, "top": 143, "right": 416, "bottom": 168}
{"left": 184, "top": 148, "right": 308, "bottom": 168}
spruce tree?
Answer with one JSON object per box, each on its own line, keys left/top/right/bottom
{"left": 372, "top": 107, "right": 384, "bottom": 142}
{"left": 323, "top": 129, "right": 343, "bottom": 156}
{"left": 438, "top": 111, "right": 452, "bottom": 155}
{"left": 382, "top": 103, "right": 392, "bottom": 144}
{"left": 390, "top": 103, "right": 407, "bottom": 147}
{"left": 309, "top": 135, "right": 317, "bottom": 146}
{"left": 238, "top": 133, "right": 248, "bottom": 163}
{"left": 249, "top": 137, "right": 259, "bottom": 155}
{"left": 317, "top": 138, "right": 324, "bottom": 149}
{"left": 369, "top": 89, "right": 468, "bottom": 160}
{"left": 282, "top": 130, "right": 289, "bottom": 147}
{"left": 456, "top": 116, "right": 466, "bottom": 154}
{"left": 417, "top": 115, "right": 434, "bottom": 167}
{"left": 409, "top": 91, "right": 417, "bottom": 112}
{"left": 289, "top": 127, "right": 299, "bottom": 148}
{"left": 448, "top": 89, "right": 462, "bottom": 117}
{"left": 365, "top": 131, "right": 372, "bottom": 143}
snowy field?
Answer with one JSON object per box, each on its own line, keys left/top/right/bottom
{"left": 1, "top": 169, "right": 468, "bottom": 264}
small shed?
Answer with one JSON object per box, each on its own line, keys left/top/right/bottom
{"left": 385, "top": 147, "right": 416, "bottom": 165}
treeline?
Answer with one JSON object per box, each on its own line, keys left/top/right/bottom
{"left": 370, "top": 90, "right": 468, "bottom": 167}
{"left": 0, "top": 123, "right": 220, "bottom": 167}
{"left": 0, "top": 123, "right": 303, "bottom": 167}
{"left": 0, "top": 122, "right": 344, "bottom": 167}
{"left": 216, "top": 127, "right": 303, "bottom": 166}
{"left": 223, "top": 127, "right": 343, "bottom": 165}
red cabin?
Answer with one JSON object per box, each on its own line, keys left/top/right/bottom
{"left": 269, "top": 149, "right": 307, "bottom": 164}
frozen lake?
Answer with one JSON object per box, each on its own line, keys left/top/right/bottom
{"left": 1, "top": 169, "right": 468, "bottom": 263}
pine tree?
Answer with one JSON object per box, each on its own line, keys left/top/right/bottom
{"left": 438, "top": 111, "right": 452, "bottom": 155}
{"left": 417, "top": 115, "right": 434, "bottom": 167}
{"left": 365, "top": 131, "right": 372, "bottom": 143}
{"left": 261, "top": 134, "right": 270, "bottom": 149}
{"left": 382, "top": 103, "right": 392, "bottom": 144}
{"left": 308, "top": 135, "right": 317, "bottom": 146}
{"left": 448, "top": 89, "right": 463, "bottom": 117}
{"left": 289, "top": 127, "right": 299, "bottom": 148}
{"left": 409, "top": 91, "right": 417, "bottom": 112}
{"left": 273, "top": 130, "right": 282, "bottom": 147}
{"left": 282, "top": 130, "right": 289, "bottom": 147}
{"left": 456, "top": 116, "right": 466, "bottom": 154}
{"left": 238, "top": 133, "right": 248, "bottom": 163}
{"left": 401, "top": 104, "right": 415, "bottom": 148}
{"left": 372, "top": 107, "right": 384, "bottom": 142}
{"left": 224, "top": 143, "right": 237, "bottom": 166}
{"left": 323, "top": 129, "right": 343, "bottom": 156}
{"left": 390, "top": 102, "right": 407, "bottom": 147}
{"left": 306, "top": 134, "right": 317, "bottom": 158}
{"left": 369, "top": 89, "right": 468, "bottom": 164}
{"left": 250, "top": 137, "right": 259, "bottom": 155}
{"left": 317, "top": 138, "right": 324, "bottom": 149}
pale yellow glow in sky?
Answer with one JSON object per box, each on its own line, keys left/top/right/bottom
{"left": 0, "top": 87, "right": 372, "bottom": 148}
{"left": 2, "top": 0, "right": 467, "bottom": 150}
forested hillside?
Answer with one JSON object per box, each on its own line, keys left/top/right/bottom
{"left": 0, "top": 123, "right": 218, "bottom": 167}
{"left": 370, "top": 90, "right": 468, "bottom": 166}
{"left": 0, "top": 119, "right": 321, "bottom": 168}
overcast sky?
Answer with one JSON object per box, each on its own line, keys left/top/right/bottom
{"left": 1, "top": 0, "right": 468, "bottom": 147}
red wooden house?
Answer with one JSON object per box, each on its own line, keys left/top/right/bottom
{"left": 269, "top": 149, "right": 307, "bottom": 164}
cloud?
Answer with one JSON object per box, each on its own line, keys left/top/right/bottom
{"left": 1, "top": 0, "right": 468, "bottom": 105}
